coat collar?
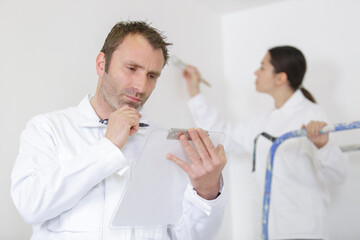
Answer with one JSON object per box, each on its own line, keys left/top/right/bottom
{"left": 76, "top": 95, "right": 148, "bottom": 127}
{"left": 273, "top": 89, "right": 307, "bottom": 116}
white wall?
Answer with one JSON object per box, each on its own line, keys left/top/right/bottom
{"left": 0, "top": 0, "right": 228, "bottom": 239}
{"left": 222, "top": 0, "right": 360, "bottom": 239}
{"left": 2, "top": 0, "right": 360, "bottom": 239}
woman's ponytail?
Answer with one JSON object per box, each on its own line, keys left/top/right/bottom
{"left": 300, "top": 87, "right": 316, "bottom": 103}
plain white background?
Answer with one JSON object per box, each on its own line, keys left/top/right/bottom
{"left": 0, "top": 0, "right": 359, "bottom": 239}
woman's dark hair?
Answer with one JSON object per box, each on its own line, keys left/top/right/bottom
{"left": 268, "top": 46, "right": 316, "bottom": 103}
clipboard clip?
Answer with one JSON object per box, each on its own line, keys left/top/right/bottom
{"left": 167, "top": 128, "right": 208, "bottom": 141}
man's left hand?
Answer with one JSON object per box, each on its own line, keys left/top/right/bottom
{"left": 166, "top": 128, "right": 227, "bottom": 200}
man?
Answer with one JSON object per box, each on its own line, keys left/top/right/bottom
{"left": 11, "top": 21, "right": 227, "bottom": 240}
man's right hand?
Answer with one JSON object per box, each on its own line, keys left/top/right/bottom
{"left": 105, "top": 105, "right": 141, "bottom": 149}
{"left": 183, "top": 65, "right": 201, "bottom": 97}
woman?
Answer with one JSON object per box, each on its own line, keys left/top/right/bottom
{"left": 183, "top": 46, "right": 348, "bottom": 240}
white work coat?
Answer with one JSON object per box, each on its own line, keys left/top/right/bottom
{"left": 187, "top": 90, "right": 348, "bottom": 240}
{"left": 11, "top": 95, "right": 227, "bottom": 240}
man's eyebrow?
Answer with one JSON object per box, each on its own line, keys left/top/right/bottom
{"left": 126, "top": 61, "right": 142, "bottom": 68}
{"left": 126, "top": 61, "right": 161, "bottom": 77}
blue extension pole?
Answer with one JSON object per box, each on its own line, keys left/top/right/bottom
{"left": 262, "top": 121, "right": 360, "bottom": 240}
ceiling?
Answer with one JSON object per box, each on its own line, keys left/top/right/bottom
{"left": 194, "top": 0, "right": 289, "bottom": 14}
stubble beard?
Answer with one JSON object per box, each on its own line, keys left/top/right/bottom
{"left": 100, "top": 76, "right": 150, "bottom": 111}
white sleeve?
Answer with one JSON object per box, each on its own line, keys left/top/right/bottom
{"left": 173, "top": 184, "right": 228, "bottom": 240}
{"left": 311, "top": 142, "right": 349, "bottom": 185}
{"left": 11, "top": 116, "right": 129, "bottom": 224}
{"left": 187, "top": 94, "right": 253, "bottom": 154}
{"left": 188, "top": 94, "right": 230, "bottom": 132}
{"left": 302, "top": 105, "right": 349, "bottom": 186}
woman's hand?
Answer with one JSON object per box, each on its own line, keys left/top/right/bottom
{"left": 304, "top": 121, "right": 329, "bottom": 149}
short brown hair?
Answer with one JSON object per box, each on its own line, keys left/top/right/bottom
{"left": 100, "top": 21, "right": 172, "bottom": 73}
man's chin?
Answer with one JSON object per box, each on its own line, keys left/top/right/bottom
{"left": 119, "top": 101, "right": 143, "bottom": 110}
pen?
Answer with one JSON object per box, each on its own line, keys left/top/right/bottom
{"left": 99, "top": 119, "right": 150, "bottom": 127}
{"left": 139, "top": 122, "right": 150, "bottom": 127}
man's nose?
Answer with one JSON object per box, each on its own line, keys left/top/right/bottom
{"left": 133, "top": 74, "right": 147, "bottom": 93}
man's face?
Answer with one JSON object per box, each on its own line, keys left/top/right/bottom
{"left": 99, "top": 33, "right": 164, "bottom": 110}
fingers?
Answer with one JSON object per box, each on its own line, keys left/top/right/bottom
{"left": 184, "top": 128, "right": 224, "bottom": 172}
{"left": 183, "top": 65, "right": 200, "bottom": 80}
{"left": 169, "top": 128, "right": 227, "bottom": 200}
{"left": 113, "top": 105, "right": 140, "bottom": 125}
{"left": 183, "top": 65, "right": 194, "bottom": 77}
{"left": 305, "top": 120, "right": 329, "bottom": 149}
{"left": 187, "top": 65, "right": 199, "bottom": 73}
{"left": 188, "top": 128, "right": 210, "bottom": 157}
{"left": 166, "top": 153, "right": 194, "bottom": 178}
{"left": 189, "top": 128, "right": 215, "bottom": 172}
{"left": 178, "top": 132, "right": 202, "bottom": 166}
{"left": 176, "top": 128, "right": 221, "bottom": 166}
{"left": 306, "top": 121, "right": 327, "bottom": 137}
{"left": 196, "top": 128, "right": 218, "bottom": 160}
{"left": 216, "top": 144, "right": 226, "bottom": 165}
{"left": 193, "top": 128, "right": 222, "bottom": 170}
{"left": 105, "top": 105, "right": 140, "bottom": 149}
{"left": 182, "top": 65, "right": 201, "bottom": 97}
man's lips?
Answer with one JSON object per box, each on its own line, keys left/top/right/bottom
{"left": 125, "top": 95, "right": 141, "bottom": 102}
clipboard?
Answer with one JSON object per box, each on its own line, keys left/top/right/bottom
{"left": 109, "top": 128, "right": 225, "bottom": 228}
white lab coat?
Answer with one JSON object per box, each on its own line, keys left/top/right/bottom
{"left": 187, "top": 90, "right": 348, "bottom": 240}
{"left": 11, "top": 95, "right": 227, "bottom": 240}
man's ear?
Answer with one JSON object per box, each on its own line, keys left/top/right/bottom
{"left": 96, "top": 52, "right": 106, "bottom": 77}
{"left": 275, "top": 72, "right": 288, "bottom": 86}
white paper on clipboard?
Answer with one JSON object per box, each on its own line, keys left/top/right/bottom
{"left": 109, "top": 128, "right": 225, "bottom": 228}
